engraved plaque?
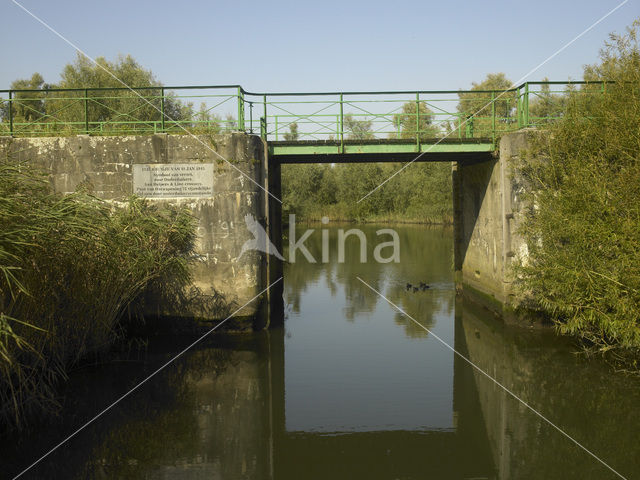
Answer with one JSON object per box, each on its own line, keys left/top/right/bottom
{"left": 133, "top": 163, "right": 213, "bottom": 198}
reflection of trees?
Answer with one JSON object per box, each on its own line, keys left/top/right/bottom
{"left": 284, "top": 225, "right": 455, "bottom": 336}
{"left": 78, "top": 346, "right": 268, "bottom": 479}
{"left": 4, "top": 343, "right": 270, "bottom": 479}
{"left": 391, "top": 298, "right": 442, "bottom": 339}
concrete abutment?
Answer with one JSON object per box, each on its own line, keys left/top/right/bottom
{"left": 453, "top": 131, "right": 530, "bottom": 315}
{"left": 0, "top": 132, "right": 283, "bottom": 330}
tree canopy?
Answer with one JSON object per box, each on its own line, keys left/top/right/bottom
{"left": 2, "top": 53, "right": 194, "bottom": 132}
{"left": 344, "top": 115, "right": 374, "bottom": 140}
{"left": 393, "top": 101, "right": 440, "bottom": 139}
{"left": 457, "top": 72, "right": 515, "bottom": 137}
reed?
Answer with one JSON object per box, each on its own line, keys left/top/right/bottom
{"left": 0, "top": 158, "right": 198, "bottom": 429}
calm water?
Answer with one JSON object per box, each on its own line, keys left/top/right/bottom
{"left": 3, "top": 225, "right": 639, "bottom": 479}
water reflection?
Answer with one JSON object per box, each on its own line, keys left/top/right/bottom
{"left": 283, "top": 224, "right": 455, "bottom": 334}
{"left": 3, "top": 225, "right": 639, "bottom": 479}
{"left": 283, "top": 225, "right": 457, "bottom": 435}
{"left": 1, "top": 335, "right": 274, "bottom": 479}
{"left": 458, "top": 299, "right": 640, "bottom": 479}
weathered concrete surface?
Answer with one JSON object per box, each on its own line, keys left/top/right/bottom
{"left": 453, "top": 131, "right": 530, "bottom": 312}
{"left": 0, "top": 133, "right": 277, "bottom": 327}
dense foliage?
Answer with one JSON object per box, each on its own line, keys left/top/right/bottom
{"left": 0, "top": 159, "right": 197, "bottom": 428}
{"left": 456, "top": 72, "right": 515, "bottom": 137}
{"left": 0, "top": 54, "right": 208, "bottom": 133}
{"left": 282, "top": 161, "right": 453, "bottom": 224}
{"left": 514, "top": 22, "right": 640, "bottom": 364}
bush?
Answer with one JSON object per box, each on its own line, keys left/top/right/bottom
{"left": 514, "top": 21, "right": 640, "bottom": 366}
{"left": 0, "top": 159, "right": 197, "bottom": 428}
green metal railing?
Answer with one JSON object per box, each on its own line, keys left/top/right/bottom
{"left": 0, "top": 81, "right": 609, "bottom": 149}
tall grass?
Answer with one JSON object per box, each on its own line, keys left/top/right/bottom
{"left": 0, "top": 158, "right": 198, "bottom": 429}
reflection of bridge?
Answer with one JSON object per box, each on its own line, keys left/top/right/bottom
{"left": 267, "top": 307, "right": 496, "bottom": 479}
{"left": 1, "top": 81, "right": 604, "bottom": 163}
{"left": 10, "top": 298, "right": 638, "bottom": 478}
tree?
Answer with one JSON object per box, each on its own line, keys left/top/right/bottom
{"left": 6, "top": 53, "right": 193, "bottom": 133}
{"left": 344, "top": 114, "right": 374, "bottom": 140}
{"left": 457, "top": 73, "right": 515, "bottom": 137}
{"left": 528, "top": 78, "right": 568, "bottom": 125}
{"left": 283, "top": 122, "right": 299, "bottom": 141}
{"left": 280, "top": 158, "right": 453, "bottom": 224}
{"left": 55, "top": 53, "right": 191, "bottom": 129}
{"left": 193, "top": 102, "right": 222, "bottom": 132}
{"left": 393, "top": 101, "right": 439, "bottom": 139}
{"left": 514, "top": 20, "right": 640, "bottom": 363}
{"left": 6, "top": 73, "right": 48, "bottom": 123}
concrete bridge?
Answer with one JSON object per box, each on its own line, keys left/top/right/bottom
{"left": 0, "top": 82, "right": 592, "bottom": 325}
{"left": 0, "top": 129, "right": 529, "bottom": 328}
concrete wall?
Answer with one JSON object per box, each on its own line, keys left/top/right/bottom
{"left": 453, "top": 131, "right": 530, "bottom": 311}
{"left": 0, "top": 133, "right": 278, "bottom": 328}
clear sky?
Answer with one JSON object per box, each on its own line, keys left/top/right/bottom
{"left": 0, "top": 0, "right": 637, "bottom": 92}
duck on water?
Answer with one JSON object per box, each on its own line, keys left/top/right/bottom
{"left": 405, "top": 282, "right": 430, "bottom": 292}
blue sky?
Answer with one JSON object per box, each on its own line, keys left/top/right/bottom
{"left": 0, "top": 0, "right": 637, "bottom": 92}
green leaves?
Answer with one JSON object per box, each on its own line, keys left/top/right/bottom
{"left": 514, "top": 20, "right": 640, "bottom": 365}
{"left": 393, "top": 101, "right": 439, "bottom": 140}
{"left": 281, "top": 161, "right": 452, "bottom": 223}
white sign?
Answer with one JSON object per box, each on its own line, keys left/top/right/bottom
{"left": 133, "top": 163, "right": 214, "bottom": 198}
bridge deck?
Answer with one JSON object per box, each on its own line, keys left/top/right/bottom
{"left": 270, "top": 138, "right": 495, "bottom": 163}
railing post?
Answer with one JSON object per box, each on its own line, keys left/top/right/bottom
{"left": 84, "top": 88, "right": 89, "bottom": 134}
{"left": 415, "top": 92, "right": 420, "bottom": 151}
{"left": 237, "top": 87, "right": 245, "bottom": 131}
{"left": 161, "top": 87, "right": 165, "bottom": 132}
{"left": 516, "top": 87, "right": 522, "bottom": 128}
{"left": 263, "top": 94, "right": 267, "bottom": 140}
{"left": 523, "top": 83, "right": 529, "bottom": 127}
{"left": 491, "top": 91, "right": 496, "bottom": 146}
{"left": 249, "top": 101, "right": 253, "bottom": 134}
{"left": 8, "top": 90, "right": 13, "bottom": 135}
{"left": 275, "top": 116, "right": 278, "bottom": 140}
{"left": 339, "top": 93, "right": 344, "bottom": 153}
{"left": 457, "top": 114, "right": 462, "bottom": 139}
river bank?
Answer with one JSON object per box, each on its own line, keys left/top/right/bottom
{"left": 282, "top": 215, "right": 453, "bottom": 226}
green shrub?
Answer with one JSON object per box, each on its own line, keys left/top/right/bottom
{"left": 514, "top": 21, "right": 640, "bottom": 365}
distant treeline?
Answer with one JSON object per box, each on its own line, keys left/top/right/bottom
{"left": 281, "top": 161, "right": 453, "bottom": 224}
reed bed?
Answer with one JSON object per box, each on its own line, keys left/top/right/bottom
{"left": 0, "top": 158, "right": 198, "bottom": 429}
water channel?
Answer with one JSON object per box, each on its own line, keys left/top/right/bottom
{"left": 3, "top": 225, "right": 639, "bottom": 479}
